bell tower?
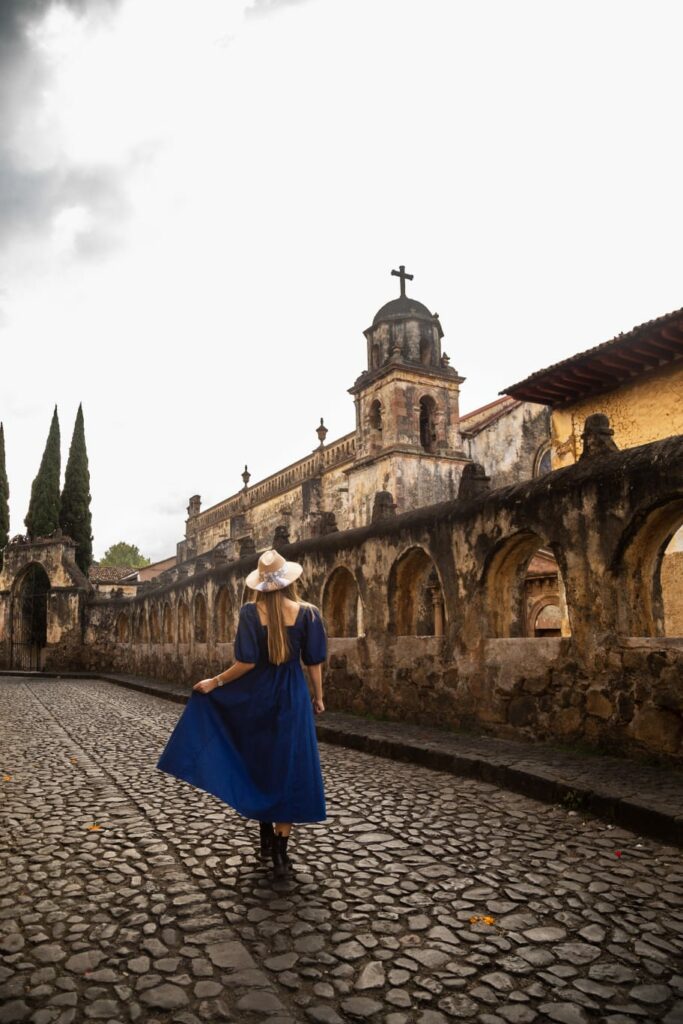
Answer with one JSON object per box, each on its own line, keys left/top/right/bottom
{"left": 346, "top": 266, "right": 470, "bottom": 525}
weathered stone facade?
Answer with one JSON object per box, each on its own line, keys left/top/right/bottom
{"left": 5, "top": 426, "right": 672, "bottom": 763}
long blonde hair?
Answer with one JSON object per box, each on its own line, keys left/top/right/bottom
{"left": 251, "top": 580, "right": 317, "bottom": 665}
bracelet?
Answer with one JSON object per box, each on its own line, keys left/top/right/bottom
{"left": 214, "top": 676, "right": 223, "bottom": 687}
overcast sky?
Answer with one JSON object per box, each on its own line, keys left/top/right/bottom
{"left": 1, "top": 0, "right": 681, "bottom": 563}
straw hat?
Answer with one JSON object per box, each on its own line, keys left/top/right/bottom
{"left": 245, "top": 548, "right": 303, "bottom": 592}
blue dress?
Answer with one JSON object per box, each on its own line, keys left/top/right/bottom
{"left": 156, "top": 602, "right": 327, "bottom": 823}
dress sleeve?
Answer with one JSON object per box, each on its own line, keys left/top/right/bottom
{"left": 234, "top": 604, "right": 260, "bottom": 664}
{"left": 301, "top": 606, "right": 327, "bottom": 665}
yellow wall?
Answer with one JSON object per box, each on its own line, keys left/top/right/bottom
{"left": 551, "top": 361, "right": 683, "bottom": 468}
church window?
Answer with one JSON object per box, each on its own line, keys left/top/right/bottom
{"left": 369, "top": 399, "right": 383, "bottom": 432}
{"left": 419, "top": 396, "right": 437, "bottom": 453}
{"left": 534, "top": 444, "right": 552, "bottom": 477}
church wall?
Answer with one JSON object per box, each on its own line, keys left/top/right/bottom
{"left": 466, "top": 403, "right": 551, "bottom": 488}
{"left": 346, "top": 453, "right": 465, "bottom": 529}
{"left": 72, "top": 429, "right": 683, "bottom": 763}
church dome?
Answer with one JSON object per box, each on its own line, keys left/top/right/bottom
{"left": 372, "top": 294, "right": 434, "bottom": 326}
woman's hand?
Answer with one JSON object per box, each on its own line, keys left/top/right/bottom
{"left": 193, "top": 677, "right": 218, "bottom": 694}
{"left": 312, "top": 697, "right": 325, "bottom": 715}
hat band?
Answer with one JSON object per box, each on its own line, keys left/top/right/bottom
{"left": 260, "top": 567, "right": 290, "bottom": 586}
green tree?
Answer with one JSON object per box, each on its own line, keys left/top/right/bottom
{"left": 0, "top": 423, "right": 9, "bottom": 565}
{"left": 25, "top": 406, "right": 61, "bottom": 539}
{"left": 59, "top": 403, "right": 94, "bottom": 574}
{"left": 99, "top": 542, "right": 151, "bottom": 568}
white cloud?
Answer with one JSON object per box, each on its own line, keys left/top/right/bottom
{"left": 1, "top": 0, "right": 682, "bottom": 563}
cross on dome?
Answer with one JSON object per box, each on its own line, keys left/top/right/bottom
{"left": 391, "top": 265, "right": 413, "bottom": 298}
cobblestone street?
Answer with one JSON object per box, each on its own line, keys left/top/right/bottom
{"left": 1, "top": 676, "right": 682, "bottom": 1024}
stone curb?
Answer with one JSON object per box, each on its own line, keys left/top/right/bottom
{"left": 7, "top": 669, "right": 683, "bottom": 849}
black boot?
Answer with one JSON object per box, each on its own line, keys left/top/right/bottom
{"left": 271, "top": 832, "right": 291, "bottom": 880}
{"left": 258, "top": 821, "right": 273, "bottom": 861}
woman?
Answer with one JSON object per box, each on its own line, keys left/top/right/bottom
{"left": 156, "top": 548, "right": 327, "bottom": 879}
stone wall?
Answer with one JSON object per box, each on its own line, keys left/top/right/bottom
{"left": 71, "top": 430, "right": 683, "bottom": 763}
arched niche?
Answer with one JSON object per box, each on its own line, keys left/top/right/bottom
{"left": 194, "top": 592, "right": 208, "bottom": 643}
{"left": 178, "top": 601, "right": 190, "bottom": 645}
{"left": 616, "top": 498, "right": 683, "bottom": 636}
{"left": 484, "top": 532, "right": 571, "bottom": 638}
{"left": 149, "top": 604, "right": 161, "bottom": 644}
{"left": 134, "top": 607, "right": 149, "bottom": 644}
{"left": 322, "top": 566, "right": 363, "bottom": 637}
{"left": 116, "top": 611, "right": 130, "bottom": 643}
{"left": 214, "top": 586, "right": 233, "bottom": 643}
{"left": 162, "top": 602, "right": 173, "bottom": 644}
{"left": 419, "top": 396, "right": 438, "bottom": 453}
{"left": 388, "top": 546, "right": 445, "bottom": 636}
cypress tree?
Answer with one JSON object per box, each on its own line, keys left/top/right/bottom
{"left": 25, "top": 405, "right": 61, "bottom": 540}
{"left": 0, "top": 423, "right": 9, "bottom": 564}
{"left": 59, "top": 403, "right": 94, "bottom": 574}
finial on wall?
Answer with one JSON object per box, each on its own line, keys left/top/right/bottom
{"left": 316, "top": 417, "right": 328, "bottom": 449}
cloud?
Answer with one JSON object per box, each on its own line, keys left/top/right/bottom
{"left": 0, "top": 0, "right": 127, "bottom": 259}
{"left": 244, "top": 0, "right": 314, "bottom": 18}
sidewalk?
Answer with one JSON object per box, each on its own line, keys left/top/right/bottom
{"left": 7, "top": 668, "right": 683, "bottom": 847}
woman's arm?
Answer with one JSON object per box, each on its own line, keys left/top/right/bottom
{"left": 307, "top": 662, "right": 325, "bottom": 714}
{"left": 193, "top": 661, "right": 255, "bottom": 693}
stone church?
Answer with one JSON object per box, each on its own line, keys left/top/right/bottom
{"left": 177, "top": 267, "right": 549, "bottom": 564}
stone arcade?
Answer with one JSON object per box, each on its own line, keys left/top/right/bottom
{"left": 1, "top": 274, "right": 681, "bottom": 762}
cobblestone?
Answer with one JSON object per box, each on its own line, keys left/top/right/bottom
{"left": 1, "top": 676, "right": 682, "bottom": 1024}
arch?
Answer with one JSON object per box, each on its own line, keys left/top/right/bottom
{"left": 116, "top": 611, "right": 130, "bottom": 643}
{"left": 322, "top": 566, "right": 363, "bottom": 637}
{"left": 419, "top": 395, "right": 437, "bottom": 453}
{"left": 388, "top": 546, "right": 445, "bottom": 636}
{"left": 162, "top": 602, "right": 173, "bottom": 644}
{"left": 369, "top": 399, "right": 383, "bottom": 432}
{"left": 177, "top": 600, "right": 190, "bottom": 644}
{"left": 484, "top": 532, "right": 571, "bottom": 638}
{"left": 194, "top": 592, "right": 208, "bottom": 643}
{"left": 149, "top": 604, "right": 161, "bottom": 643}
{"left": 616, "top": 497, "right": 683, "bottom": 636}
{"left": 529, "top": 599, "right": 562, "bottom": 637}
{"left": 133, "top": 606, "right": 149, "bottom": 643}
{"left": 10, "top": 563, "right": 51, "bottom": 668}
{"left": 214, "top": 586, "right": 233, "bottom": 643}
{"left": 419, "top": 330, "right": 433, "bottom": 367}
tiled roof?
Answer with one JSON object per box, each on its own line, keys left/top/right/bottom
{"left": 460, "top": 396, "right": 521, "bottom": 436}
{"left": 501, "top": 305, "right": 683, "bottom": 407}
{"left": 88, "top": 565, "right": 137, "bottom": 583}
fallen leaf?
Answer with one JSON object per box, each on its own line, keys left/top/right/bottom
{"left": 2, "top": 775, "right": 12, "bottom": 782}
{"left": 87, "top": 823, "right": 102, "bottom": 831}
